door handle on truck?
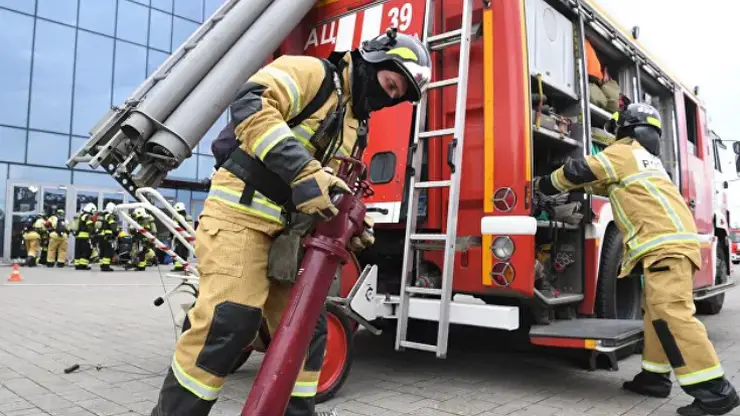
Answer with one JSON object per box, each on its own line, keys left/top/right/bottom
{"left": 689, "top": 199, "right": 696, "bottom": 210}
{"left": 447, "top": 139, "right": 457, "bottom": 173}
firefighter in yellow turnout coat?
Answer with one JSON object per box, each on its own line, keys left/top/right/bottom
{"left": 535, "top": 103, "right": 739, "bottom": 416}
{"left": 151, "top": 31, "right": 431, "bottom": 416}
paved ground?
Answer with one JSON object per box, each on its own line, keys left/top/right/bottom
{"left": 1, "top": 266, "right": 740, "bottom": 416}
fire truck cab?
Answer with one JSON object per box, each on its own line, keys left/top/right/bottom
{"left": 280, "top": 0, "right": 740, "bottom": 392}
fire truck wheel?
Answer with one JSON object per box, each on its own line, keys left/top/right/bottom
{"left": 695, "top": 245, "right": 727, "bottom": 315}
{"left": 317, "top": 302, "right": 354, "bottom": 404}
{"left": 595, "top": 226, "right": 642, "bottom": 320}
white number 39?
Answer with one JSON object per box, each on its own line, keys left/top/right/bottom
{"left": 388, "top": 3, "right": 413, "bottom": 31}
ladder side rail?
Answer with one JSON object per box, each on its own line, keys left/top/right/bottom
{"left": 136, "top": 187, "right": 197, "bottom": 238}
{"left": 436, "top": 0, "right": 475, "bottom": 358}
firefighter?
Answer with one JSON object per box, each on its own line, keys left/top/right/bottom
{"left": 47, "top": 208, "right": 69, "bottom": 267}
{"left": 36, "top": 213, "right": 51, "bottom": 266}
{"left": 534, "top": 103, "right": 739, "bottom": 416}
{"left": 74, "top": 203, "right": 97, "bottom": 270}
{"left": 99, "top": 202, "right": 119, "bottom": 272}
{"left": 150, "top": 31, "right": 430, "bottom": 416}
{"left": 171, "top": 202, "right": 192, "bottom": 273}
{"left": 21, "top": 215, "right": 41, "bottom": 267}
{"left": 131, "top": 207, "right": 157, "bottom": 271}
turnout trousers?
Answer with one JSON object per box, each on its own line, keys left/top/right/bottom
{"left": 639, "top": 254, "right": 737, "bottom": 409}
{"left": 74, "top": 236, "right": 91, "bottom": 268}
{"left": 47, "top": 233, "right": 68, "bottom": 265}
{"left": 151, "top": 214, "right": 328, "bottom": 416}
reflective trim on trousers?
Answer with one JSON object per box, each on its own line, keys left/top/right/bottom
{"left": 677, "top": 364, "right": 725, "bottom": 386}
{"left": 101, "top": 258, "right": 111, "bottom": 265}
{"left": 642, "top": 360, "right": 672, "bottom": 374}
{"left": 78, "top": 258, "right": 90, "bottom": 266}
{"left": 291, "top": 381, "right": 318, "bottom": 398}
{"left": 78, "top": 232, "right": 90, "bottom": 238}
{"left": 170, "top": 358, "right": 221, "bottom": 401}
{"left": 207, "top": 186, "right": 284, "bottom": 225}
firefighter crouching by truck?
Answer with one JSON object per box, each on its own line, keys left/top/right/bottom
{"left": 47, "top": 208, "right": 69, "bottom": 267}
{"left": 73, "top": 203, "right": 97, "bottom": 270}
{"left": 534, "top": 103, "right": 739, "bottom": 416}
{"left": 98, "top": 202, "right": 120, "bottom": 272}
{"left": 150, "top": 31, "right": 431, "bottom": 416}
{"left": 171, "top": 202, "right": 192, "bottom": 273}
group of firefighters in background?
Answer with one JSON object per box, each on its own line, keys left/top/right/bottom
{"left": 20, "top": 201, "right": 193, "bottom": 273}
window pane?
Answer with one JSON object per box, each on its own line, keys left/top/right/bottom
{"left": 117, "top": 0, "right": 149, "bottom": 45}
{"left": 198, "top": 112, "right": 227, "bottom": 154}
{"left": 74, "top": 32, "right": 114, "bottom": 136}
{"left": 174, "top": 0, "right": 203, "bottom": 22}
{"left": 37, "top": 0, "right": 78, "bottom": 26}
{"left": 0, "top": 0, "right": 34, "bottom": 14}
{"left": 27, "top": 131, "right": 70, "bottom": 168}
{"left": 130, "top": 0, "right": 150, "bottom": 6}
{"left": 204, "top": 0, "right": 223, "bottom": 19}
{"left": 29, "top": 20, "right": 76, "bottom": 134}
{"left": 169, "top": 156, "right": 197, "bottom": 180}
{"left": 0, "top": 10, "right": 33, "bottom": 127}
{"left": 176, "top": 189, "right": 191, "bottom": 212}
{"left": 9, "top": 165, "right": 71, "bottom": 184}
{"left": 0, "top": 162, "right": 7, "bottom": 256}
{"left": 113, "top": 41, "right": 146, "bottom": 105}
{"left": 79, "top": 0, "right": 116, "bottom": 36}
{"left": 172, "top": 17, "right": 198, "bottom": 50}
{"left": 147, "top": 49, "right": 169, "bottom": 75}
{"left": 149, "top": 9, "right": 172, "bottom": 52}
{"left": 0, "top": 126, "right": 26, "bottom": 163}
{"left": 197, "top": 155, "right": 215, "bottom": 179}
{"left": 73, "top": 171, "right": 122, "bottom": 189}
{"left": 151, "top": 0, "right": 173, "bottom": 13}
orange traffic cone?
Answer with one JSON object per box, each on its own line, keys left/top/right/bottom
{"left": 8, "top": 264, "right": 22, "bottom": 282}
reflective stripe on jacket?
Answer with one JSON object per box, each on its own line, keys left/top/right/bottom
{"left": 540, "top": 138, "right": 701, "bottom": 276}
{"left": 206, "top": 54, "right": 358, "bottom": 235}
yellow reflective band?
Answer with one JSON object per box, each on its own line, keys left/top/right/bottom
{"left": 628, "top": 232, "right": 700, "bottom": 264}
{"left": 252, "top": 124, "right": 294, "bottom": 161}
{"left": 637, "top": 179, "right": 685, "bottom": 232}
{"left": 171, "top": 358, "right": 221, "bottom": 401}
{"left": 642, "top": 360, "right": 672, "bottom": 373}
{"left": 595, "top": 152, "right": 617, "bottom": 181}
{"left": 387, "top": 47, "right": 418, "bottom": 61}
{"left": 78, "top": 258, "right": 89, "bottom": 265}
{"left": 101, "top": 258, "right": 111, "bottom": 265}
{"left": 291, "top": 381, "right": 318, "bottom": 398}
{"left": 611, "top": 112, "right": 619, "bottom": 121}
{"left": 78, "top": 232, "right": 90, "bottom": 238}
{"left": 291, "top": 124, "right": 317, "bottom": 152}
{"left": 608, "top": 190, "right": 636, "bottom": 243}
{"left": 550, "top": 172, "right": 567, "bottom": 192}
{"left": 207, "top": 186, "right": 284, "bottom": 224}
{"left": 261, "top": 67, "right": 302, "bottom": 118}
{"left": 646, "top": 116, "right": 662, "bottom": 129}
{"left": 677, "top": 364, "right": 724, "bottom": 386}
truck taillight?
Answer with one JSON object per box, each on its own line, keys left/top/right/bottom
{"left": 493, "top": 187, "right": 516, "bottom": 212}
{"left": 492, "top": 236, "right": 515, "bottom": 260}
{"left": 734, "top": 242, "right": 739, "bottom": 253}
{"left": 491, "top": 262, "right": 515, "bottom": 287}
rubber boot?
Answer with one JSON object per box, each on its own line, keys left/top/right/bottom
{"left": 678, "top": 377, "right": 740, "bottom": 416}
{"left": 623, "top": 370, "right": 672, "bottom": 398}
{"left": 57, "top": 262, "right": 65, "bottom": 268}
{"left": 46, "top": 262, "right": 55, "bottom": 268}
{"left": 101, "top": 265, "right": 113, "bottom": 272}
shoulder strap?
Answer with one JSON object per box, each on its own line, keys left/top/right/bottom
{"left": 287, "top": 58, "right": 339, "bottom": 128}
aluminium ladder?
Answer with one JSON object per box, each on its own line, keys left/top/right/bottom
{"left": 395, "top": 0, "right": 475, "bottom": 359}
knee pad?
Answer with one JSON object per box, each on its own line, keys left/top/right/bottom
{"left": 196, "top": 301, "right": 262, "bottom": 377}
{"left": 652, "top": 319, "right": 686, "bottom": 368}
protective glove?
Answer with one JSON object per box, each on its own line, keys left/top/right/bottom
{"left": 291, "top": 160, "right": 351, "bottom": 220}
{"left": 348, "top": 215, "right": 375, "bottom": 252}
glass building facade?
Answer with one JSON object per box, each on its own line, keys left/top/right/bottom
{"left": 0, "top": 0, "right": 228, "bottom": 260}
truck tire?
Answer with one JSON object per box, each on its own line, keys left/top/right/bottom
{"left": 594, "top": 226, "right": 642, "bottom": 320}
{"left": 696, "top": 245, "right": 727, "bottom": 315}
{"left": 316, "top": 301, "right": 354, "bottom": 403}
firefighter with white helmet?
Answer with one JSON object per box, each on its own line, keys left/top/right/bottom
{"left": 131, "top": 207, "right": 157, "bottom": 271}
{"left": 171, "top": 202, "right": 193, "bottom": 273}
{"left": 98, "top": 202, "right": 119, "bottom": 272}
{"left": 535, "top": 103, "right": 739, "bottom": 416}
{"left": 74, "top": 203, "right": 97, "bottom": 270}
{"left": 151, "top": 30, "right": 431, "bottom": 416}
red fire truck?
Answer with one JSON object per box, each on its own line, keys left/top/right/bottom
{"left": 275, "top": 0, "right": 740, "bottom": 400}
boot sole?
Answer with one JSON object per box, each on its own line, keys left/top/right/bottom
{"left": 703, "top": 395, "right": 740, "bottom": 415}
{"left": 622, "top": 382, "right": 670, "bottom": 399}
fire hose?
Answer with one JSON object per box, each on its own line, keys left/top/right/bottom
{"left": 241, "top": 123, "right": 371, "bottom": 415}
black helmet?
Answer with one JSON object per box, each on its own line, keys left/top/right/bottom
{"left": 358, "top": 28, "right": 432, "bottom": 103}
{"left": 605, "top": 103, "right": 662, "bottom": 137}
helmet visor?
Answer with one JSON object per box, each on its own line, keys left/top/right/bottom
{"left": 396, "top": 60, "right": 431, "bottom": 102}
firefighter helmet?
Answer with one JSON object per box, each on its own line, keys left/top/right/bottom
{"left": 173, "top": 202, "right": 186, "bottom": 213}
{"left": 133, "top": 207, "right": 147, "bottom": 218}
{"left": 105, "top": 202, "right": 116, "bottom": 213}
{"left": 82, "top": 203, "right": 97, "bottom": 214}
{"left": 359, "top": 28, "right": 432, "bottom": 103}
{"left": 605, "top": 103, "right": 662, "bottom": 137}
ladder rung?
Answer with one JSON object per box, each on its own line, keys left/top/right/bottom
{"left": 410, "top": 233, "right": 447, "bottom": 241}
{"left": 428, "top": 77, "right": 459, "bottom": 89}
{"left": 419, "top": 128, "right": 455, "bottom": 139}
{"left": 427, "top": 29, "right": 463, "bottom": 44}
{"left": 405, "top": 287, "right": 443, "bottom": 296}
{"left": 400, "top": 340, "right": 438, "bottom": 353}
{"left": 415, "top": 180, "right": 451, "bottom": 189}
